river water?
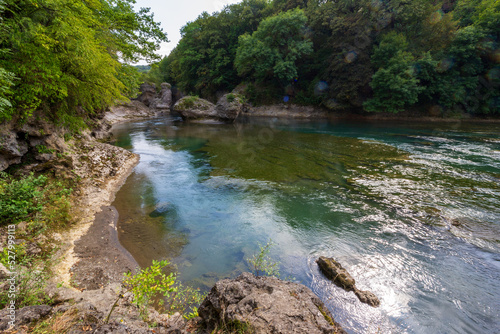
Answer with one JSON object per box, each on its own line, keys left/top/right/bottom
{"left": 111, "top": 116, "right": 500, "bottom": 334}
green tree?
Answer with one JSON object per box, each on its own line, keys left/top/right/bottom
{"left": 235, "top": 8, "right": 313, "bottom": 86}
{"left": 365, "top": 33, "right": 423, "bottom": 113}
{"left": 0, "top": 0, "right": 167, "bottom": 125}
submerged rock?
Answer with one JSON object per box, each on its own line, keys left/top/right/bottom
{"left": 317, "top": 256, "right": 380, "bottom": 307}
{"left": 354, "top": 289, "right": 380, "bottom": 307}
{"left": 198, "top": 272, "right": 346, "bottom": 334}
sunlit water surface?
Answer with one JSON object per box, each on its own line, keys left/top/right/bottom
{"left": 111, "top": 117, "right": 500, "bottom": 334}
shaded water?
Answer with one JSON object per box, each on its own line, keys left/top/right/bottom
{"left": 112, "top": 117, "right": 500, "bottom": 334}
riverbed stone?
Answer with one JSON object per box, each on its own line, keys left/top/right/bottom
{"left": 317, "top": 256, "right": 356, "bottom": 291}
{"left": 354, "top": 288, "right": 380, "bottom": 307}
{"left": 317, "top": 256, "right": 380, "bottom": 307}
{"left": 198, "top": 272, "right": 346, "bottom": 334}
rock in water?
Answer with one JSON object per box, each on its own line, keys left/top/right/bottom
{"left": 354, "top": 288, "right": 380, "bottom": 307}
{"left": 198, "top": 272, "right": 346, "bottom": 334}
{"left": 215, "top": 93, "right": 246, "bottom": 122}
{"left": 317, "top": 256, "right": 380, "bottom": 307}
{"left": 173, "top": 96, "right": 217, "bottom": 120}
{"left": 317, "top": 256, "right": 356, "bottom": 291}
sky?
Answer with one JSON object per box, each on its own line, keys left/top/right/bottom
{"left": 134, "top": 0, "right": 242, "bottom": 64}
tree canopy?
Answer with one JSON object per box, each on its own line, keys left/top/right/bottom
{"left": 0, "top": 0, "right": 167, "bottom": 127}
{"left": 148, "top": 0, "right": 499, "bottom": 115}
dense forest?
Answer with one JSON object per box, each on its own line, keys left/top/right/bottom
{"left": 0, "top": 0, "right": 167, "bottom": 130}
{"left": 147, "top": 0, "right": 500, "bottom": 115}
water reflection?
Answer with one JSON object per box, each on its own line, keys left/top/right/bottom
{"left": 112, "top": 118, "right": 500, "bottom": 334}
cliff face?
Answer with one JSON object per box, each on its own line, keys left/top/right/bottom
{"left": 0, "top": 116, "right": 69, "bottom": 172}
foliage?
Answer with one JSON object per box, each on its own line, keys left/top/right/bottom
{"left": 235, "top": 8, "right": 313, "bottom": 87}
{"left": 365, "top": 33, "right": 424, "bottom": 113}
{"left": 211, "top": 320, "right": 254, "bottom": 334}
{"left": 247, "top": 239, "right": 280, "bottom": 277}
{"left": 0, "top": 172, "right": 47, "bottom": 225}
{"left": 0, "top": 0, "right": 167, "bottom": 124}
{"left": 0, "top": 259, "right": 50, "bottom": 308}
{"left": 146, "top": 0, "right": 498, "bottom": 115}
{"left": 0, "top": 172, "right": 73, "bottom": 228}
{"left": 0, "top": 251, "right": 52, "bottom": 309}
{"left": 123, "top": 259, "right": 177, "bottom": 319}
{"left": 121, "top": 259, "right": 206, "bottom": 321}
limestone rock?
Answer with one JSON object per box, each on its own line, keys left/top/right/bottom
{"left": 0, "top": 130, "right": 28, "bottom": 159}
{"left": 198, "top": 272, "right": 346, "bottom": 334}
{"left": 157, "top": 82, "right": 173, "bottom": 109}
{"left": 0, "top": 305, "right": 52, "bottom": 331}
{"left": 215, "top": 93, "right": 246, "bottom": 121}
{"left": 136, "top": 82, "right": 157, "bottom": 107}
{"left": 173, "top": 96, "right": 217, "bottom": 120}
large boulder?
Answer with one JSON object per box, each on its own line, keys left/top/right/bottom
{"left": 173, "top": 96, "right": 217, "bottom": 120}
{"left": 136, "top": 82, "right": 157, "bottom": 107}
{"left": 157, "top": 82, "right": 173, "bottom": 110}
{"left": 198, "top": 272, "right": 346, "bottom": 334}
{"left": 215, "top": 93, "right": 246, "bottom": 122}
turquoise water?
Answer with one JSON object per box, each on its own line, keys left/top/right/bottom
{"left": 111, "top": 117, "right": 500, "bottom": 334}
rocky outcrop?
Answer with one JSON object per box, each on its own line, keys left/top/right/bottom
{"left": 198, "top": 272, "right": 346, "bottom": 334}
{"left": 136, "top": 82, "right": 157, "bottom": 107}
{"left": 104, "top": 100, "right": 158, "bottom": 125}
{"left": 135, "top": 82, "right": 173, "bottom": 111}
{"left": 173, "top": 96, "right": 217, "bottom": 120}
{"left": 0, "top": 116, "right": 69, "bottom": 172}
{"left": 157, "top": 82, "right": 173, "bottom": 110}
{"left": 317, "top": 256, "right": 380, "bottom": 307}
{"left": 215, "top": 93, "right": 246, "bottom": 122}
{"left": 0, "top": 305, "right": 52, "bottom": 332}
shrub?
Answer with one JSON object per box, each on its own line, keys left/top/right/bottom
{"left": 247, "top": 239, "right": 280, "bottom": 277}
{"left": 111, "top": 260, "right": 206, "bottom": 322}
{"left": 0, "top": 172, "right": 47, "bottom": 225}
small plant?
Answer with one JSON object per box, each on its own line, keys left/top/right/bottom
{"left": 35, "top": 145, "right": 55, "bottom": 154}
{"left": 226, "top": 93, "right": 236, "bottom": 103}
{"left": 247, "top": 239, "right": 280, "bottom": 277}
{"left": 122, "top": 260, "right": 177, "bottom": 319}
{"left": 107, "top": 260, "right": 206, "bottom": 322}
{"left": 0, "top": 257, "right": 52, "bottom": 309}
{"left": 211, "top": 320, "right": 254, "bottom": 334}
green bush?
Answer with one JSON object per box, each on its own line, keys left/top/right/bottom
{"left": 0, "top": 172, "right": 47, "bottom": 225}
{"left": 120, "top": 260, "right": 206, "bottom": 321}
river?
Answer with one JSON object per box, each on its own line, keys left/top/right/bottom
{"left": 111, "top": 116, "right": 500, "bottom": 334}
